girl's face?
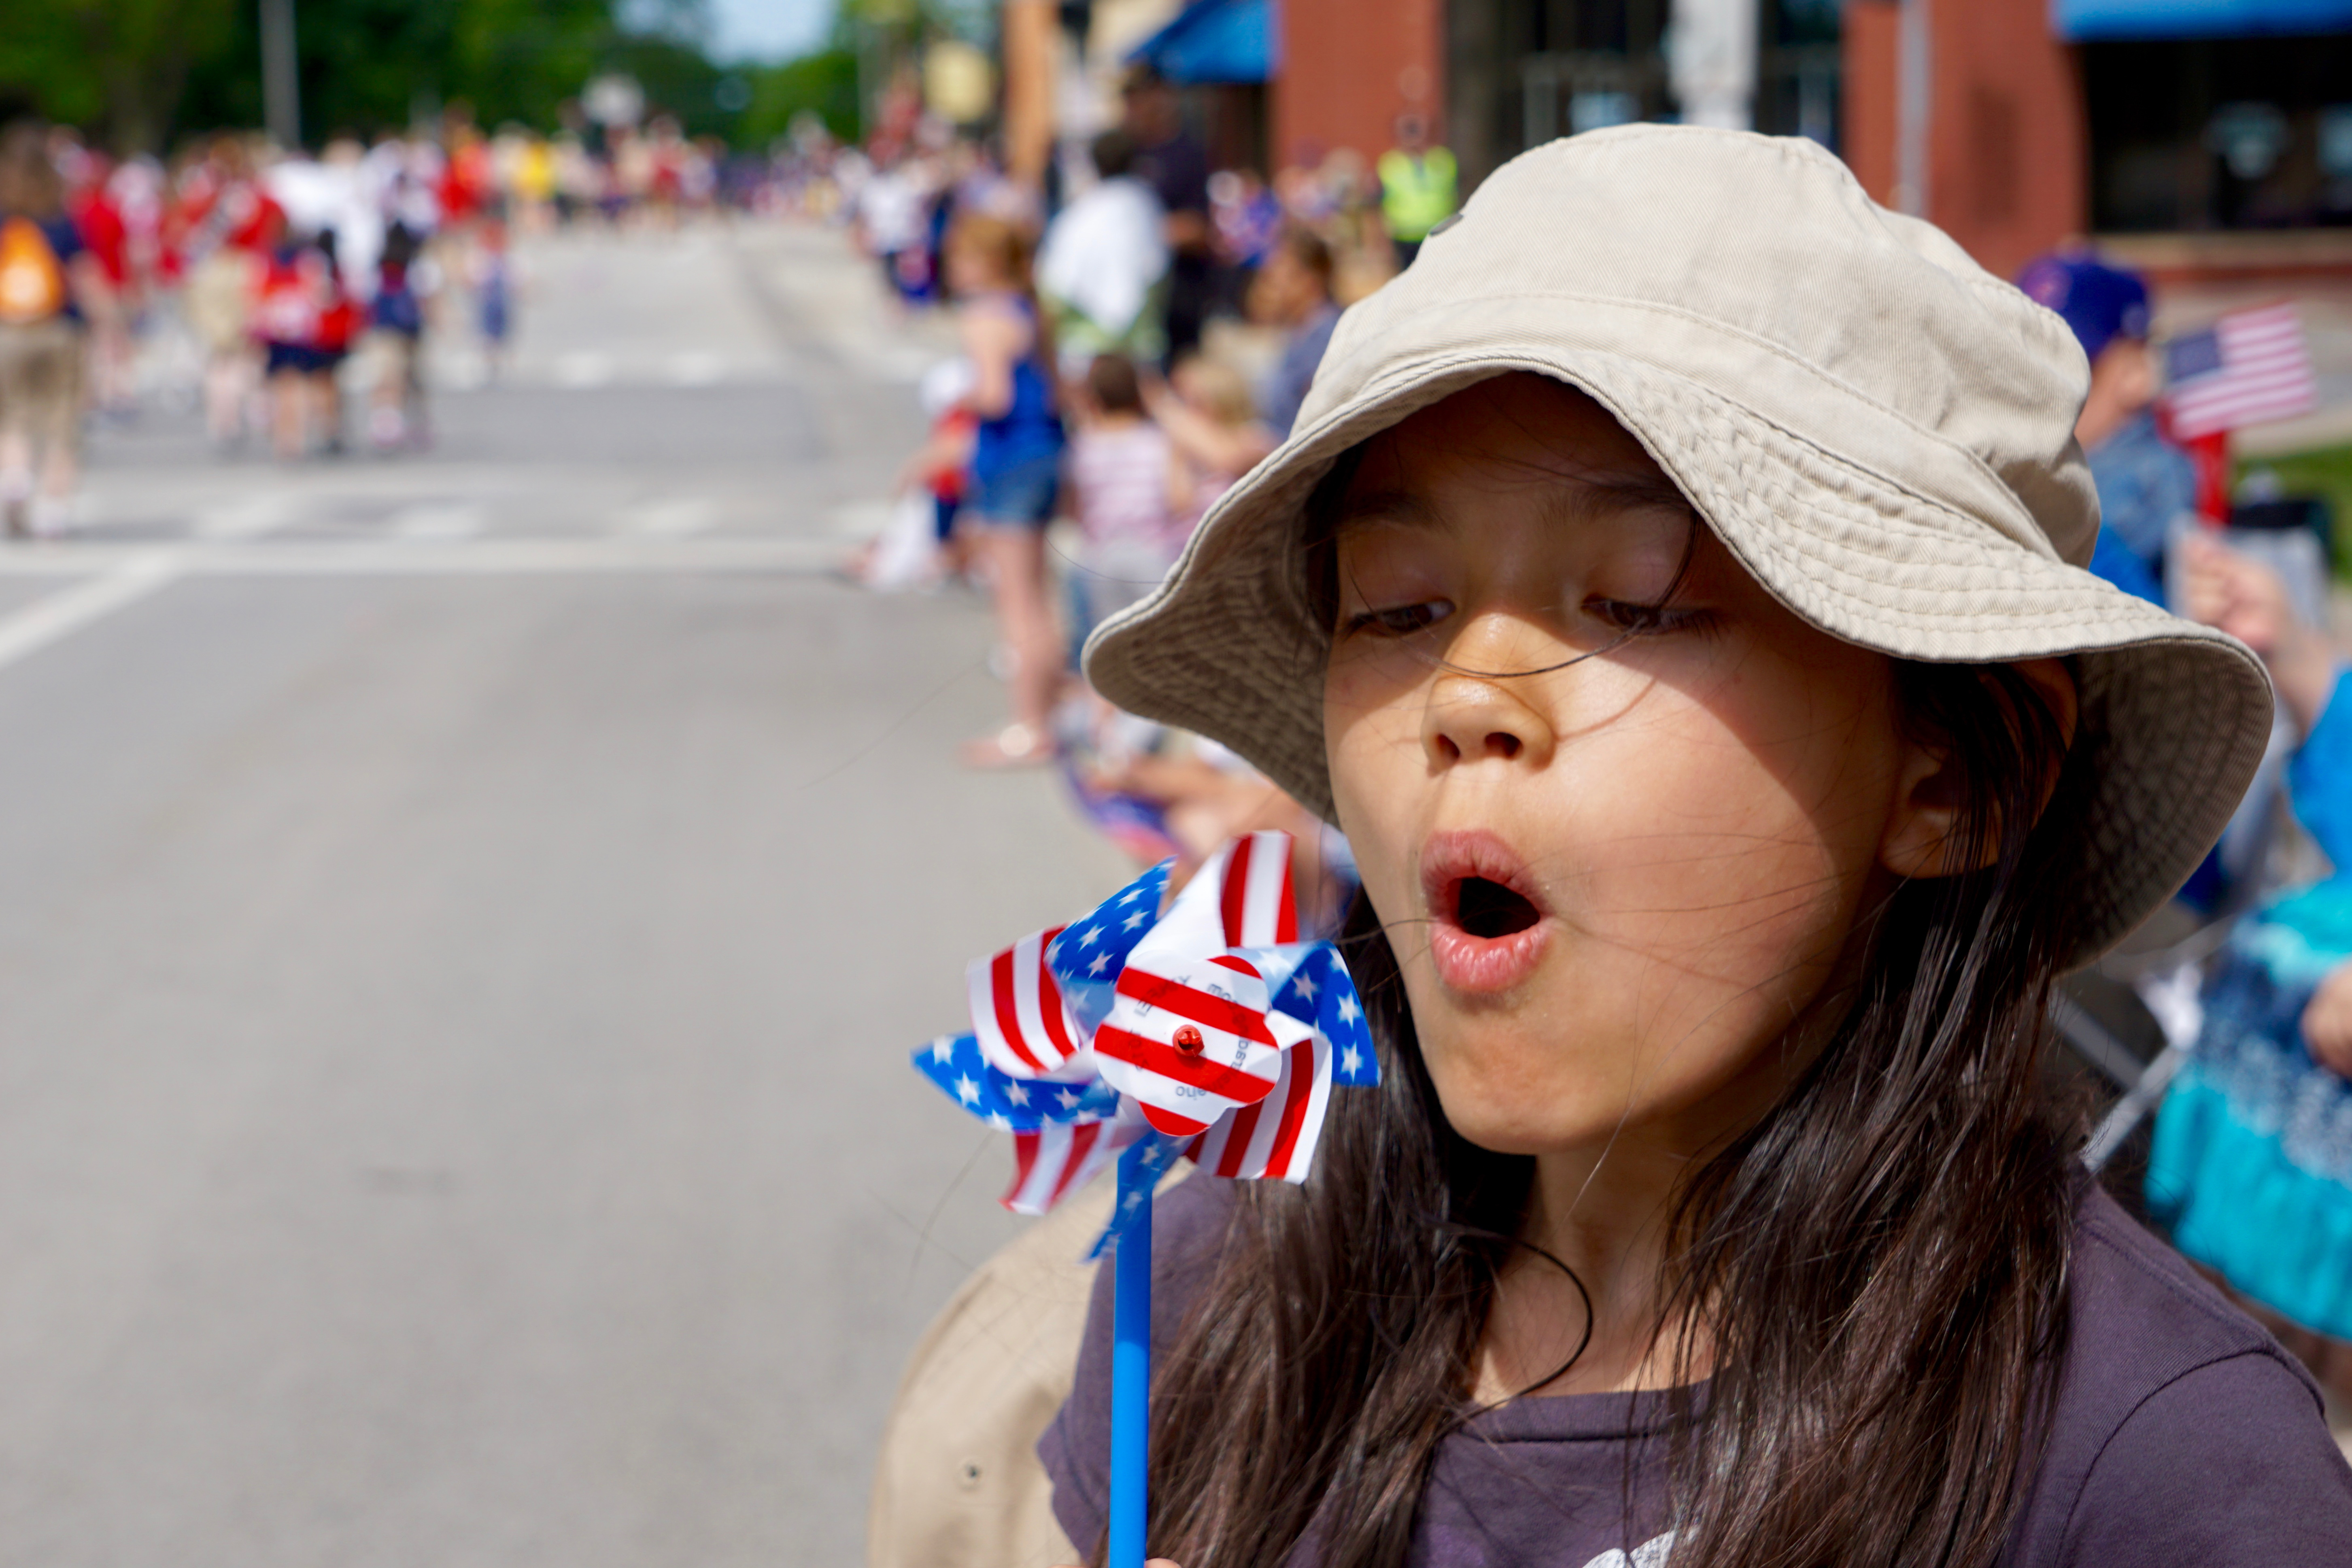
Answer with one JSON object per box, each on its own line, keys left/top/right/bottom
{"left": 1324, "top": 375, "right": 1933, "bottom": 1164}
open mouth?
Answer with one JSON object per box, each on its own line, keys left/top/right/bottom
{"left": 1420, "top": 831, "right": 1552, "bottom": 995}
{"left": 1453, "top": 876, "right": 1543, "bottom": 939}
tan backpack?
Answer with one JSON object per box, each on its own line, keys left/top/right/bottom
{"left": 0, "top": 217, "right": 66, "bottom": 325}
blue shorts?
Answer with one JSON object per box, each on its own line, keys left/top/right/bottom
{"left": 965, "top": 453, "right": 1061, "bottom": 529}
{"left": 264, "top": 341, "right": 330, "bottom": 377}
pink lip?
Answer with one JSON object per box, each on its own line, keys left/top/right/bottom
{"left": 1418, "top": 829, "right": 1553, "bottom": 996}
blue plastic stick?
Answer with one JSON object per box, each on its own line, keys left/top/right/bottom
{"left": 1108, "top": 1193, "right": 1152, "bottom": 1568}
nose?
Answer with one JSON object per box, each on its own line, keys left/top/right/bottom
{"left": 1422, "top": 662, "right": 1557, "bottom": 772}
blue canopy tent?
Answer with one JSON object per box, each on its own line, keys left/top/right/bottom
{"left": 1129, "top": 0, "right": 1277, "bottom": 85}
{"left": 2054, "top": 0, "right": 2352, "bottom": 38}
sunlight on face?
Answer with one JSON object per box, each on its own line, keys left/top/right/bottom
{"left": 1322, "top": 375, "right": 1910, "bottom": 1162}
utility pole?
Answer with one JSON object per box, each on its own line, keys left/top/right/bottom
{"left": 1668, "top": 0, "right": 1757, "bottom": 131}
{"left": 1896, "top": 0, "right": 1932, "bottom": 217}
{"left": 261, "top": 0, "right": 302, "bottom": 150}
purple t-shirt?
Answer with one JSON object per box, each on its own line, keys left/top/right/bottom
{"left": 1041, "top": 1175, "right": 2352, "bottom": 1566}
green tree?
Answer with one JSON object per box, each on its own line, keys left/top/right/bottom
{"left": 734, "top": 48, "right": 859, "bottom": 149}
{"left": 0, "top": 0, "right": 238, "bottom": 151}
{"left": 599, "top": 33, "right": 730, "bottom": 138}
{"left": 3, "top": 0, "right": 887, "bottom": 154}
{"left": 176, "top": 0, "right": 616, "bottom": 143}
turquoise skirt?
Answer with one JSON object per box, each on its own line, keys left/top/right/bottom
{"left": 2148, "top": 879, "right": 2352, "bottom": 1339}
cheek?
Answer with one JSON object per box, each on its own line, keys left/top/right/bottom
{"left": 1324, "top": 650, "right": 1425, "bottom": 839}
{"left": 1591, "top": 708, "right": 1877, "bottom": 992}
{"left": 1575, "top": 654, "right": 1899, "bottom": 1023}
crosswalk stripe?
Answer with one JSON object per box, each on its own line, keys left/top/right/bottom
{"left": 386, "top": 504, "right": 488, "bottom": 541}
{"left": 0, "top": 537, "right": 839, "bottom": 577}
{"left": 193, "top": 495, "right": 298, "bottom": 540}
{"left": 0, "top": 552, "right": 183, "bottom": 672}
{"left": 618, "top": 498, "right": 717, "bottom": 538}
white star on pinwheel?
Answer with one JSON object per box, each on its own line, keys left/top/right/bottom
{"left": 1123, "top": 910, "right": 1147, "bottom": 931}
{"left": 1341, "top": 1045, "right": 1363, "bottom": 1075}
{"left": 1079, "top": 924, "right": 1101, "bottom": 948}
{"left": 1337, "top": 994, "right": 1361, "bottom": 1025}
{"left": 986, "top": 1111, "right": 1013, "bottom": 1130}
{"left": 1124, "top": 1189, "right": 1143, "bottom": 1210}
{"left": 1289, "top": 971, "right": 1319, "bottom": 1002}
{"left": 1120, "top": 884, "right": 1145, "bottom": 903}
{"left": 1088, "top": 951, "right": 1111, "bottom": 976}
{"left": 932, "top": 1038, "right": 957, "bottom": 1063}
{"left": 1004, "top": 1082, "right": 1028, "bottom": 1106}
{"left": 954, "top": 1075, "right": 981, "bottom": 1105}
{"left": 1056, "top": 1088, "right": 1081, "bottom": 1110}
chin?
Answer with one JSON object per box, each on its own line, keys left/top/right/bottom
{"left": 1420, "top": 1052, "right": 1613, "bottom": 1158}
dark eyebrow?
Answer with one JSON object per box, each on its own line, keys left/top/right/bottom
{"left": 1332, "top": 487, "right": 1446, "bottom": 533}
{"left": 1334, "top": 471, "right": 1698, "bottom": 537}
{"left": 1545, "top": 471, "right": 1700, "bottom": 528}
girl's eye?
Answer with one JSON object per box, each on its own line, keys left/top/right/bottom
{"left": 1345, "top": 599, "right": 1455, "bottom": 637}
{"left": 1587, "top": 597, "right": 1713, "bottom": 635}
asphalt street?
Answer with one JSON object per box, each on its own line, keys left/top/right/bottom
{"left": 0, "top": 223, "right": 1127, "bottom": 1565}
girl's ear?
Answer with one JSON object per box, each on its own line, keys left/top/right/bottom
{"left": 1879, "top": 659, "right": 2079, "bottom": 880}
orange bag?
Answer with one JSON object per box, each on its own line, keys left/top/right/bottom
{"left": 0, "top": 216, "right": 66, "bottom": 325}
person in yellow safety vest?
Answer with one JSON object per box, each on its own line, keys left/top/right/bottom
{"left": 1377, "top": 113, "right": 1457, "bottom": 272}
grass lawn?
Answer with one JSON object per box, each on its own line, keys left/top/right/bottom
{"left": 2241, "top": 444, "right": 2352, "bottom": 577}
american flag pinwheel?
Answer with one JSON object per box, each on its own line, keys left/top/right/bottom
{"left": 914, "top": 829, "right": 1378, "bottom": 1257}
{"left": 911, "top": 829, "right": 1379, "bottom": 1568}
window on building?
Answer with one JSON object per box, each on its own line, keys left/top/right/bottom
{"left": 1755, "top": 0, "right": 1842, "bottom": 150}
{"left": 1452, "top": 0, "right": 1842, "bottom": 187}
{"left": 2083, "top": 34, "right": 2352, "bottom": 231}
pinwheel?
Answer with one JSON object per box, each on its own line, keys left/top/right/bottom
{"left": 913, "top": 830, "right": 1377, "bottom": 1568}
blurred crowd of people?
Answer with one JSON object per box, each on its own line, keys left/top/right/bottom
{"left": 2023, "top": 244, "right": 2352, "bottom": 1398}
{"left": 841, "top": 68, "right": 1459, "bottom": 920}
{"left": 833, "top": 72, "right": 1445, "bottom": 351}
{"left": 0, "top": 104, "right": 847, "bottom": 540}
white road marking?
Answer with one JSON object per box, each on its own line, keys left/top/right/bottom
{"left": 0, "top": 538, "right": 837, "bottom": 577}
{"left": 193, "top": 494, "right": 297, "bottom": 540}
{"left": 386, "top": 504, "right": 487, "bottom": 541}
{"left": 0, "top": 552, "right": 183, "bottom": 673}
{"left": 828, "top": 500, "right": 894, "bottom": 539}
{"left": 618, "top": 497, "right": 717, "bottom": 538}
{"left": 667, "top": 351, "right": 728, "bottom": 385}
{"left": 552, "top": 351, "right": 613, "bottom": 389}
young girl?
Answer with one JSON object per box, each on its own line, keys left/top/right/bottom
{"left": 1039, "top": 127, "right": 2352, "bottom": 1566}
{"left": 1066, "top": 353, "right": 1177, "bottom": 639}
{"left": 945, "top": 213, "right": 1067, "bottom": 768}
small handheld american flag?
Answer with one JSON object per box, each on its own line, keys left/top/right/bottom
{"left": 912, "top": 831, "right": 1378, "bottom": 1568}
{"left": 914, "top": 829, "right": 1377, "bottom": 1252}
{"left": 2165, "top": 304, "right": 2318, "bottom": 440}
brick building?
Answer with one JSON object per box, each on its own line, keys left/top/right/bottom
{"left": 1235, "top": 0, "right": 2352, "bottom": 283}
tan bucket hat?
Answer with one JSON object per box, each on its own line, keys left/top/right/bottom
{"left": 1085, "top": 125, "right": 2274, "bottom": 968}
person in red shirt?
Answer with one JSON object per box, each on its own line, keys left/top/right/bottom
{"left": 249, "top": 212, "right": 348, "bottom": 459}
{"left": 438, "top": 123, "right": 491, "bottom": 233}
{"left": 176, "top": 136, "right": 281, "bottom": 447}
{"left": 64, "top": 149, "right": 133, "bottom": 414}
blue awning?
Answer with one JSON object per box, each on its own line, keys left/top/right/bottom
{"left": 1128, "top": 0, "right": 1276, "bottom": 85}
{"left": 2054, "top": 0, "right": 2352, "bottom": 39}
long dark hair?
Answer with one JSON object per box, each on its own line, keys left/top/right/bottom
{"left": 1127, "top": 459, "right": 2089, "bottom": 1568}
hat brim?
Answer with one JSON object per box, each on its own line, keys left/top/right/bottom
{"left": 1083, "top": 352, "right": 2275, "bottom": 970}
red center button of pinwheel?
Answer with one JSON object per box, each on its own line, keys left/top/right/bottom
{"left": 1173, "top": 1026, "right": 1205, "bottom": 1054}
